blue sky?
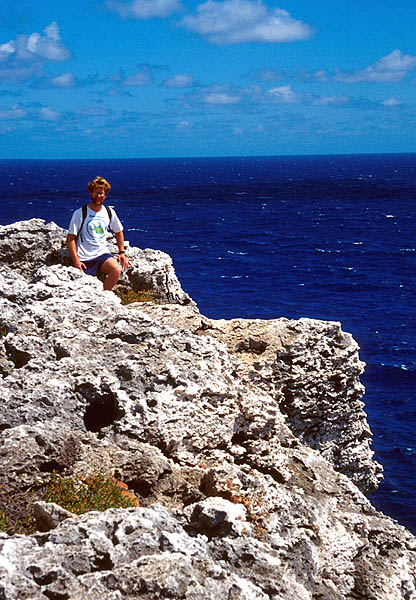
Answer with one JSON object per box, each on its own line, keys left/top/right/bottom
{"left": 1, "top": 0, "right": 415, "bottom": 158}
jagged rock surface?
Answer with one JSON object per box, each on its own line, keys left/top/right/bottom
{"left": 0, "top": 220, "right": 415, "bottom": 600}
{"left": 1, "top": 503, "right": 413, "bottom": 600}
{"left": 0, "top": 218, "right": 193, "bottom": 305}
{"left": 134, "top": 304, "right": 383, "bottom": 494}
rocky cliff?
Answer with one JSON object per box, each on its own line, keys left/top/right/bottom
{"left": 0, "top": 219, "right": 414, "bottom": 600}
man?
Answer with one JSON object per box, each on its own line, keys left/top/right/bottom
{"left": 66, "top": 176, "right": 130, "bottom": 290}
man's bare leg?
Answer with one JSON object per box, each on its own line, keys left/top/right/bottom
{"left": 100, "top": 257, "right": 122, "bottom": 291}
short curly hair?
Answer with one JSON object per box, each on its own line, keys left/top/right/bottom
{"left": 88, "top": 176, "right": 111, "bottom": 194}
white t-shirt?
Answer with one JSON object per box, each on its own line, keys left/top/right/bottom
{"left": 67, "top": 205, "right": 123, "bottom": 261}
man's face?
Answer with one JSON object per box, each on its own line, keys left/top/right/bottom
{"left": 90, "top": 186, "right": 107, "bottom": 206}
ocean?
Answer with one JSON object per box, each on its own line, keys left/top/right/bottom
{"left": 0, "top": 154, "right": 415, "bottom": 534}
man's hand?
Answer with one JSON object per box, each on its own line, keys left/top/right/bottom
{"left": 75, "top": 260, "right": 87, "bottom": 272}
{"left": 118, "top": 253, "right": 130, "bottom": 269}
{"left": 115, "top": 232, "right": 130, "bottom": 269}
{"left": 66, "top": 234, "right": 86, "bottom": 272}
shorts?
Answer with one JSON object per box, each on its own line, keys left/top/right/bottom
{"left": 82, "top": 253, "right": 113, "bottom": 277}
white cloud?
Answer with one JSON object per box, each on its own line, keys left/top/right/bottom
{"left": 163, "top": 74, "right": 194, "bottom": 88}
{"left": 39, "top": 107, "right": 61, "bottom": 121}
{"left": 51, "top": 72, "right": 75, "bottom": 88}
{"left": 177, "top": 119, "right": 191, "bottom": 129}
{"left": 0, "top": 22, "right": 70, "bottom": 83}
{"left": 267, "top": 85, "right": 299, "bottom": 103}
{"left": 0, "top": 42, "right": 15, "bottom": 60}
{"left": 382, "top": 97, "right": 403, "bottom": 107}
{"left": 203, "top": 91, "right": 241, "bottom": 104}
{"left": 376, "top": 50, "right": 416, "bottom": 72}
{"left": 106, "top": 0, "right": 182, "bottom": 19}
{"left": 314, "top": 69, "right": 329, "bottom": 82}
{"left": 180, "top": 0, "right": 313, "bottom": 44}
{"left": 313, "top": 95, "right": 349, "bottom": 106}
{"left": 335, "top": 50, "right": 416, "bottom": 83}
{"left": 123, "top": 70, "right": 152, "bottom": 86}
{"left": 299, "top": 68, "right": 329, "bottom": 82}
{"left": 106, "top": 87, "right": 133, "bottom": 97}
{"left": 0, "top": 104, "right": 27, "bottom": 120}
{"left": 0, "top": 22, "right": 70, "bottom": 64}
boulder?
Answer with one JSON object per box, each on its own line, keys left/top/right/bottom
{"left": 33, "top": 501, "right": 74, "bottom": 531}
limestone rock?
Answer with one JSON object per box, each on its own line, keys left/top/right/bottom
{"left": 0, "top": 218, "right": 193, "bottom": 305}
{"left": 183, "top": 497, "right": 250, "bottom": 537}
{"left": 0, "top": 219, "right": 414, "bottom": 600}
{"left": 137, "top": 303, "right": 383, "bottom": 494}
{"left": 0, "top": 218, "right": 65, "bottom": 271}
{"left": 1, "top": 503, "right": 415, "bottom": 600}
{"left": 33, "top": 501, "right": 74, "bottom": 531}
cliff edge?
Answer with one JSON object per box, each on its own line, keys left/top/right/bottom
{"left": 0, "top": 219, "right": 414, "bottom": 600}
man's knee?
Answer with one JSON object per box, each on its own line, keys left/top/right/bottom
{"left": 101, "top": 257, "right": 121, "bottom": 275}
{"left": 101, "top": 258, "right": 122, "bottom": 290}
{"left": 110, "top": 262, "right": 122, "bottom": 277}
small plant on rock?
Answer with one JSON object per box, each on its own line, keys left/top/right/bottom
{"left": 114, "top": 285, "right": 158, "bottom": 305}
{"left": 0, "top": 509, "right": 7, "bottom": 531}
{"left": 0, "top": 504, "right": 36, "bottom": 535}
{"left": 45, "top": 473, "right": 139, "bottom": 514}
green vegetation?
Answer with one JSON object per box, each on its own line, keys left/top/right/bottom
{"left": 0, "top": 324, "right": 8, "bottom": 337}
{"left": 0, "top": 473, "right": 138, "bottom": 535}
{"left": 45, "top": 473, "right": 138, "bottom": 514}
{"left": 0, "top": 506, "right": 36, "bottom": 535}
{"left": 114, "top": 286, "right": 158, "bottom": 305}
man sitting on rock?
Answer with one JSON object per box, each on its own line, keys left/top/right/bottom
{"left": 66, "top": 176, "right": 130, "bottom": 290}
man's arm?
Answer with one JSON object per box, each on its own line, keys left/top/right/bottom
{"left": 114, "top": 231, "right": 130, "bottom": 268}
{"left": 66, "top": 234, "right": 86, "bottom": 271}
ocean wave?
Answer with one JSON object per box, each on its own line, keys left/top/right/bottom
{"left": 315, "top": 248, "right": 342, "bottom": 253}
{"left": 380, "top": 362, "right": 414, "bottom": 372}
{"left": 365, "top": 362, "right": 416, "bottom": 386}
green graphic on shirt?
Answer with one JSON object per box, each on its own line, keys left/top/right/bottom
{"left": 91, "top": 223, "right": 104, "bottom": 235}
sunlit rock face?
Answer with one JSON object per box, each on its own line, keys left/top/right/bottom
{"left": 0, "top": 219, "right": 414, "bottom": 600}
{"left": 138, "top": 303, "right": 383, "bottom": 494}
{"left": 0, "top": 218, "right": 194, "bottom": 305}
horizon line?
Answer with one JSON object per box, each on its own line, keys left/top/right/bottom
{"left": 1, "top": 150, "right": 415, "bottom": 161}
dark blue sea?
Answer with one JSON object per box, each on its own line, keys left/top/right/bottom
{"left": 1, "top": 154, "right": 415, "bottom": 534}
